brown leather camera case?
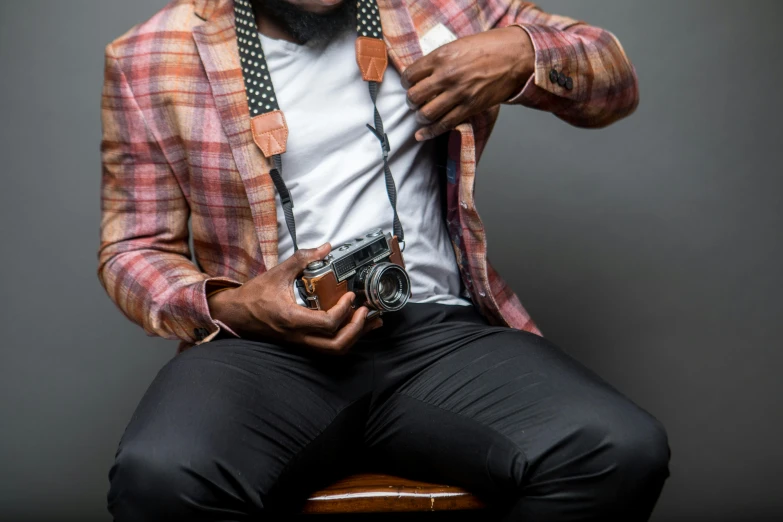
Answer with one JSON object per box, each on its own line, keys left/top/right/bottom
{"left": 301, "top": 236, "right": 405, "bottom": 312}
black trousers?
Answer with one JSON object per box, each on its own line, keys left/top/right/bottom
{"left": 108, "top": 303, "right": 670, "bottom": 521}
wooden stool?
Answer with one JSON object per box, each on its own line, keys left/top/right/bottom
{"left": 301, "top": 473, "right": 486, "bottom": 514}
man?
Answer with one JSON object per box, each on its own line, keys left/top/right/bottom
{"left": 99, "top": 0, "right": 669, "bottom": 520}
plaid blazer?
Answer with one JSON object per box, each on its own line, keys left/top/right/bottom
{"left": 99, "top": 0, "right": 638, "bottom": 350}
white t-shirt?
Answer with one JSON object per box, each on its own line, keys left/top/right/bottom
{"left": 260, "top": 28, "right": 470, "bottom": 307}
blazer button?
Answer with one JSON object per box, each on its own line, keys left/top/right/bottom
{"left": 557, "top": 72, "right": 567, "bottom": 87}
{"left": 549, "top": 69, "right": 559, "bottom": 83}
{"left": 565, "top": 76, "right": 574, "bottom": 91}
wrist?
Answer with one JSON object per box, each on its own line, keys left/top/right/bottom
{"left": 208, "top": 286, "right": 243, "bottom": 327}
{"left": 506, "top": 25, "right": 535, "bottom": 91}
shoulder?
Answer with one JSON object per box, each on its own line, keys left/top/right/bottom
{"left": 105, "top": 0, "right": 199, "bottom": 64}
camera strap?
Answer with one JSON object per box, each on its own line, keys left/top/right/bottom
{"left": 232, "top": 0, "right": 404, "bottom": 253}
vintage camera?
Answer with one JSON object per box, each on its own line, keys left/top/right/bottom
{"left": 299, "top": 229, "right": 410, "bottom": 319}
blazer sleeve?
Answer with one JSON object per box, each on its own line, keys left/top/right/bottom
{"left": 98, "top": 44, "right": 240, "bottom": 346}
{"left": 489, "top": 1, "right": 639, "bottom": 128}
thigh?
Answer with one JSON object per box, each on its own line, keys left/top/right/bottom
{"left": 109, "top": 339, "right": 372, "bottom": 519}
{"left": 365, "top": 326, "right": 667, "bottom": 510}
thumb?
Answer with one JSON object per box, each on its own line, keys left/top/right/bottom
{"left": 281, "top": 242, "right": 332, "bottom": 276}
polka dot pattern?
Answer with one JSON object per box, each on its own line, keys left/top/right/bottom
{"left": 234, "top": 0, "right": 279, "bottom": 116}
{"left": 355, "top": 0, "right": 382, "bottom": 39}
{"left": 233, "top": 0, "right": 384, "bottom": 117}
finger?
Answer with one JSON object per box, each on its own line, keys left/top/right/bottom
{"left": 334, "top": 306, "right": 375, "bottom": 347}
{"left": 361, "top": 316, "right": 384, "bottom": 335}
{"left": 277, "top": 243, "right": 332, "bottom": 278}
{"left": 325, "top": 291, "right": 357, "bottom": 328}
{"left": 278, "top": 300, "right": 339, "bottom": 335}
{"left": 302, "top": 306, "right": 370, "bottom": 354}
{"left": 414, "top": 90, "right": 459, "bottom": 127}
{"left": 415, "top": 104, "right": 468, "bottom": 142}
{"left": 406, "top": 74, "right": 443, "bottom": 112}
{"left": 278, "top": 290, "right": 356, "bottom": 335}
{"left": 400, "top": 54, "right": 436, "bottom": 89}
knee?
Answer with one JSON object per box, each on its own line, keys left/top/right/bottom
{"left": 507, "top": 405, "right": 669, "bottom": 521}
{"left": 606, "top": 409, "right": 670, "bottom": 483}
{"left": 107, "top": 443, "right": 204, "bottom": 521}
{"left": 575, "top": 403, "right": 670, "bottom": 499}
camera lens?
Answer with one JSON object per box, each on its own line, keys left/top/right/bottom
{"left": 353, "top": 262, "right": 410, "bottom": 312}
{"left": 378, "top": 274, "right": 397, "bottom": 301}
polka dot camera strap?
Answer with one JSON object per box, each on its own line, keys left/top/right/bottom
{"left": 232, "top": 0, "right": 404, "bottom": 252}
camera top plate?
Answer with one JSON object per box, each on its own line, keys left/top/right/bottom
{"left": 302, "top": 229, "right": 393, "bottom": 282}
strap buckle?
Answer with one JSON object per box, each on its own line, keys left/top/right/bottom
{"left": 366, "top": 124, "right": 390, "bottom": 160}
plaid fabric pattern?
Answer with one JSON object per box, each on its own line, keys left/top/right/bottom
{"left": 99, "top": 0, "right": 638, "bottom": 350}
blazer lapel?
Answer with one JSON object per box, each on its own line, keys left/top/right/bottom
{"left": 192, "top": 0, "right": 280, "bottom": 270}
{"left": 377, "top": 0, "right": 424, "bottom": 73}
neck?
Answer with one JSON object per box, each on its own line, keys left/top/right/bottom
{"left": 254, "top": 8, "right": 299, "bottom": 43}
{"left": 248, "top": 0, "right": 357, "bottom": 47}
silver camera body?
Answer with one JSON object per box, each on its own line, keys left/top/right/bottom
{"left": 300, "top": 228, "right": 411, "bottom": 318}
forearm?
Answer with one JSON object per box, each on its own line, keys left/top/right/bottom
{"left": 100, "top": 43, "right": 241, "bottom": 345}
{"left": 495, "top": 2, "right": 639, "bottom": 127}
{"left": 98, "top": 246, "right": 241, "bottom": 344}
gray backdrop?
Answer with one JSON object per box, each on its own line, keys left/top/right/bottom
{"left": 1, "top": 1, "right": 781, "bottom": 520}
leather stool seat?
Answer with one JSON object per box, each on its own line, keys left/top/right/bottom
{"left": 301, "top": 473, "right": 485, "bottom": 514}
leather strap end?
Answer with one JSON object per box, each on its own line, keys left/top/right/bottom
{"left": 251, "top": 110, "right": 288, "bottom": 157}
{"left": 355, "top": 36, "right": 388, "bottom": 82}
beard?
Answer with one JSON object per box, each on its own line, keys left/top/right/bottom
{"left": 249, "top": 0, "right": 357, "bottom": 45}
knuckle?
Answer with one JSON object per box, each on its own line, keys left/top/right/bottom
{"left": 444, "top": 66, "right": 459, "bottom": 80}
{"left": 432, "top": 70, "right": 448, "bottom": 87}
{"left": 324, "top": 316, "right": 340, "bottom": 334}
{"left": 436, "top": 74, "right": 457, "bottom": 92}
{"left": 430, "top": 121, "right": 446, "bottom": 136}
{"left": 294, "top": 250, "right": 308, "bottom": 263}
{"left": 335, "top": 338, "right": 352, "bottom": 354}
{"left": 419, "top": 106, "right": 435, "bottom": 121}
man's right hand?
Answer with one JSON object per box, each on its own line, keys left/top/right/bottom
{"left": 207, "top": 243, "right": 383, "bottom": 354}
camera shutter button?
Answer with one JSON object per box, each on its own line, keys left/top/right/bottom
{"left": 307, "top": 261, "right": 325, "bottom": 270}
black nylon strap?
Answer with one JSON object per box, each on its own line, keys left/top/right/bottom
{"left": 234, "top": 0, "right": 402, "bottom": 252}
{"left": 366, "top": 80, "right": 404, "bottom": 243}
{"left": 269, "top": 154, "right": 298, "bottom": 252}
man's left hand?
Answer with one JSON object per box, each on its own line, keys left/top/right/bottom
{"left": 402, "top": 26, "right": 535, "bottom": 142}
